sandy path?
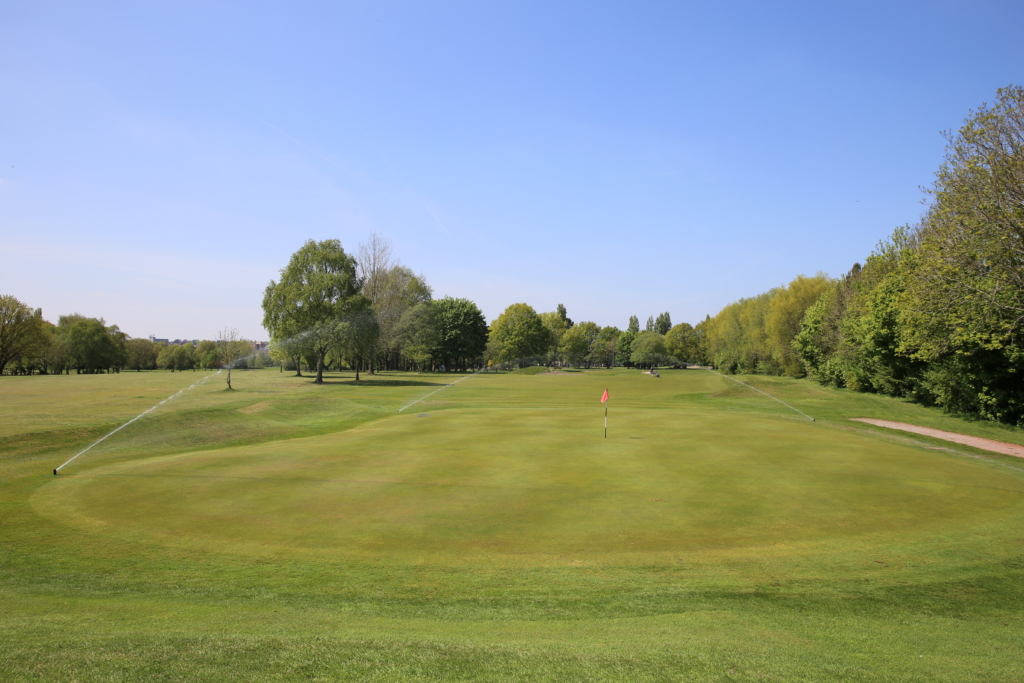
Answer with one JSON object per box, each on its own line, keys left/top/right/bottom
{"left": 850, "top": 418, "right": 1024, "bottom": 459}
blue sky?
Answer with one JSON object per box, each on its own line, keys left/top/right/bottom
{"left": 2, "top": 1, "right": 1022, "bottom": 340}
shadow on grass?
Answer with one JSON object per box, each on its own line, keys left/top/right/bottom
{"left": 312, "top": 379, "right": 449, "bottom": 387}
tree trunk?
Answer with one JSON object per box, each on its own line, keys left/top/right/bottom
{"left": 316, "top": 353, "right": 325, "bottom": 383}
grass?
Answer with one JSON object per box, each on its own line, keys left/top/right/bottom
{"left": 2, "top": 366, "right": 1024, "bottom": 681}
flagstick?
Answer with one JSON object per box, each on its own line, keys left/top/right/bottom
{"left": 604, "top": 397, "right": 608, "bottom": 439}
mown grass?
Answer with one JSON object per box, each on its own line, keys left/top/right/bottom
{"left": 2, "top": 367, "right": 1024, "bottom": 681}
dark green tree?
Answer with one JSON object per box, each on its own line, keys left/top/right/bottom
{"left": 654, "top": 312, "right": 672, "bottom": 335}
{"left": 433, "top": 297, "right": 488, "bottom": 371}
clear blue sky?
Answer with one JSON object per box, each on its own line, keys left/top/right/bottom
{"left": 2, "top": 1, "right": 1022, "bottom": 340}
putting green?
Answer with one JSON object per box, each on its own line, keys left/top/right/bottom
{"left": 35, "top": 404, "right": 1021, "bottom": 563}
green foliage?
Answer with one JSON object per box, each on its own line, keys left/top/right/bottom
{"left": 558, "top": 321, "right": 598, "bottom": 366}
{"left": 431, "top": 297, "right": 488, "bottom": 371}
{"left": 588, "top": 329, "right": 619, "bottom": 368}
{"left": 196, "top": 340, "right": 220, "bottom": 369}
{"left": 262, "top": 239, "right": 365, "bottom": 383}
{"left": 490, "top": 303, "right": 549, "bottom": 365}
{"left": 629, "top": 331, "right": 668, "bottom": 367}
{"left": 665, "top": 322, "right": 701, "bottom": 364}
{"left": 61, "top": 315, "right": 128, "bottom": 373}
{"left": 556, "top": 303, "right": 573, "bottom": 328}
{"left": 615, "top": 329, "right": 636, "bottom": 367}
{"left": 653, "top": 311, "right": 672, "bottom": 335}
{"left": 0, "top": 295, "right": 45, "bottom": 374}
{"left": 126, "top": 338, "right": 161, "bottom": 371}
{"left": 705, "top": 275, "right": 831, "bottom": 376}
{"left": 791, "top": 86, "right": 1024, "bottom": 424}
{"left": 538, "top": 310, "right": 568, "bottom": 360}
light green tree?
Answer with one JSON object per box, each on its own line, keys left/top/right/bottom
{"left": 490, "top": 303, "right": 549, "bottom": 365}
{"left": 539, "top": 311, "right": 568, "bottom": 362}
{"left": 665, "top": 323, "right": 698, "bottom": 364}
{"left": 559, "top": 321, "right": 599, "bottom": 367}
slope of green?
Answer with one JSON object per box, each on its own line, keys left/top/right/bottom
{"left": 2, "top": 367, "right": 1024, "bottom": 681}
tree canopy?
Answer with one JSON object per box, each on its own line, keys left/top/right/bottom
{"left": 262, "top": 239, "right": 365, "bottom": 383}
{"left": 490, "top": 303, "right": 549, "bottom": 365}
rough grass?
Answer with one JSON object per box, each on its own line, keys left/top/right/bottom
{"left": 2, "top": 367, "right": 1024, "bottom": 681}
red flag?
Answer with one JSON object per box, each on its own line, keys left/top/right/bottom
{"left": 601, "top": 389, "right": 609, "bottom": 403}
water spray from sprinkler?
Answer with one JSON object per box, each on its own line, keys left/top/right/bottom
{"left": 52, "top": 372, "right": 219, "bottom": 475}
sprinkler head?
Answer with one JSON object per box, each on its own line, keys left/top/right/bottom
{"left": 53, "top": 469, "right": 58, "bottom": 476}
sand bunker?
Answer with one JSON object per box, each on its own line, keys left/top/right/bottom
{"left": 851, "top": 418, "right": 1024, "bottom": 458}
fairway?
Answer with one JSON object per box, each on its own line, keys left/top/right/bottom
{"left": 4, "top": 368, "right": 1024, "bottom": 681}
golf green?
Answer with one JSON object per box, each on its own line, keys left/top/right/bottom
{"left": 4, "top": 367, "right": 1024, "bottom": 681}
{"left": 35, "top": 407, "right": 1020, "bottom": 562}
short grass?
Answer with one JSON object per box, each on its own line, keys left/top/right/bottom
{"left": 3, "top": 367, "right": 1024, "bottom": 681}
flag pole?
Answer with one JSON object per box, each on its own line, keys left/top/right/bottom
{"left": 600, "top": 388, "right": 609, "bottom": 438}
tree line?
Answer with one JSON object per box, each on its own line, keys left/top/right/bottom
{"left": 697, "top": 85, "right": 1024, "bottom": 426}
{"left": 259, "top": 235, "right": 706, "bottom": 383}
{"left": 0, "top": 300, "right": 259, "bottom": 377}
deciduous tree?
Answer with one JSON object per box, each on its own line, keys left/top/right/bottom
{"left": 490, "top": 303, "right": 548, "bottom": 365}
{"left": 0, "top": 295, "right": 43, "bottom": 375}
{"left": 262, "top": 239, "right": 366, "bottom": 384}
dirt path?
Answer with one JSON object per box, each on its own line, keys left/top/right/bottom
{"left": 850, "top": 418, "right": 1024, "bottom": 459}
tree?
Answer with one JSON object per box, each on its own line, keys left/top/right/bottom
{"left": 538, "top": 311, "right": 568, "bottom": 362}
{"left": 630, "top": 332, "right": 668, "bottom": 367}
{"left": 490, "top": 303, "right": 549, "bottom": 365}
{"left": 589, "top": 326, "right": 620, "bottom": 368}
{"left": 35, "top": 322, "right": 67, "bottom": 375}
{"left": 217, "top": 328, "right": 250, "bottom": 389}
{"left": 556, "top": 303, "right": 573, "bottom": 328}
{"left": 654, "top": 312, "right": 672, "bottom": 335}
{"left": 126, "top": 338, "right": 160, "bottom": 371}
{"left": 262, "top": 239, "right": 366, "bottom": 384}
{"left": 433, "top": 297, "right": 488, "bottom": 371}
{"left": 559, "top": 321, "right": 599, "bottom": 367}
{"left": 665, "top": 322, "right": 699, "bottom": 364}
{"left": 627, "top": 315, "right": 640, "bottom": 334}
{"left": 396, "top": 301, "right": 440, "bottom": 371}
{"left": 63, "top": 316, "right": 127, "bottom": 373}
{"left": 616, "top": 330, "right": 637, "bottom": 367}
{"left": 195, "top": 340, "right": 220, "bottom": 369}
{"left": 766, "top": 274, "right": 832, "bottom": 376}
{"left": 335, "top": 303, "right": 379, "bottom": 380}
{"left": 363, "top": 262, "right": 432, "bottom": 371}
{"left": 0, "top": 295, "right": 43, "bottom": 374}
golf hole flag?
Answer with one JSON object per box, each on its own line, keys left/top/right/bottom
{"left": 601, "top": 389, "right": 609, "bottom": 438}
